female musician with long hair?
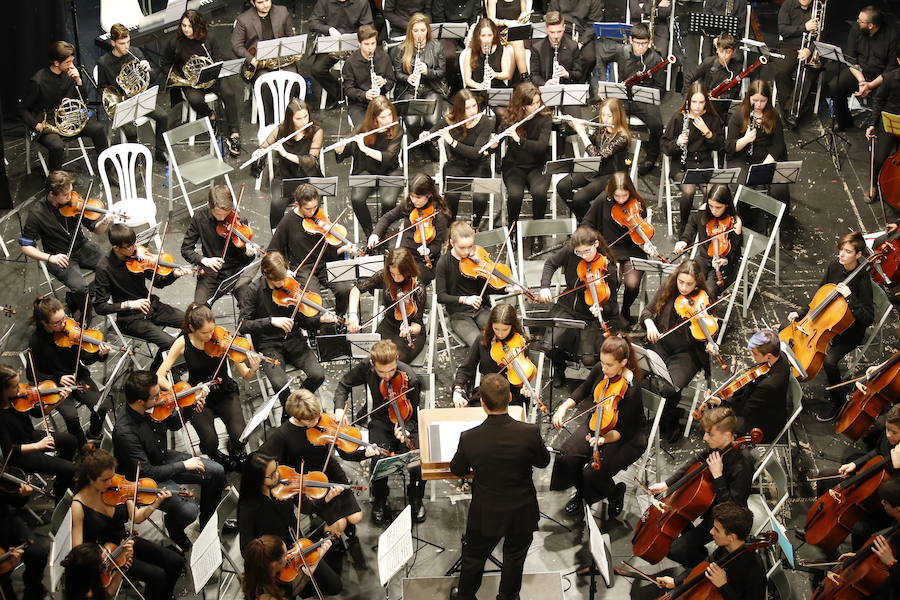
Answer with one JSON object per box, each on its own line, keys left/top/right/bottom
{"left": 70, "top": 446, "right": 183, "bottom": 600}
{"left": 62, "top": 543, "right": 119, "bottom": 600}
{"left": 335, "top": 96, "right": 404, "bottom": 238}
{"left": 673, "top": 185, "right": 743, "bottom": 299}
{"left": 156, "top": 303, "right": 261, "bottom": 470}
{"left": 556, "top": 98, "right": 631, "bottom": 221}
{"left": 582, "top": 172, "right": 658, "bottom": 327}
{"left": 462, "top": 18, "right": 515, "bottom": 89}
{"left": 391, "top": 13, "right": 448, "bottom": 140}
{"left": 166, "top": 10, "right": 243, "bottom": 156}
{"left": 368, "top": 173, "right": 451, "bottom": 283}
{"left": 641, "top": 259, "right": 717, "bottom": 442}
{"left": 661, "top": 82, "right": 724, "bottom": 235}
{"left": 550, "top": 335, "right": 647, "bottom": 518}
{"left": 242, "top": 534, "right": 333, "bottom": 599}
{"left": 257, "top": 99, "right": 324, "bottom": 230}
{"left": 427, "top": 89, "right": 495, "bottom": 226}
{"left": 486, "top": 0, "right": 529, "bottom": 80}
{"left": 347, "top": 248, "right": 428, "bottom": 363}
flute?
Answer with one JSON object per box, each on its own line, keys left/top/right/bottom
{"left": 322, "top": 121, "right": 400, "bottom": 153}
{"left": 241, "top": 123, "right": 313, "bottom": 169}
{"left": 408, "top": 112, "right": 481, "bottom": 149}
{"left": 479, "top": 105, "right": 545, "bottom": 154}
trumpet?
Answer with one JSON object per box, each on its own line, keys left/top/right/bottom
{"left": 369, "top": 52, "right": 380, "bottom": 96}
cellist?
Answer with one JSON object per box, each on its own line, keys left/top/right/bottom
{"left": 655, "top": 502, "right": 767, "bottom": 599}
{"left": 549, "top": 335, "right": 647, "bottom": 520}
{"left": 787, "top": 232, "right": 874, "bottom": 423}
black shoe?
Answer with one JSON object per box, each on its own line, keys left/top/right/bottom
{"left": 529, "top": 236, "right": 544, "bottom": 257}
{"left": 816, "top": 405, "right": 838, "bottom": 422}
{"left": 154, "top": 149, "right": 169, "bottom": 164}
{"left": 229, "top": 448, "right": 248, "bottom": 469}
{"left": 225, "top": 135, "right": 241, "bottom": 157}
{"left": 607, "top": 482, "right": 627, "bottom": 518}
{"left": 834, "top": 118, "right": 854, "bottom": 132}
{"left": 564, "top": 491, "right": 583, "bottom": 516}
{"left": 449, "top": 585, "right": 461, "bottom": 600}
{"left": 323, "top": 98, "right": 340, "bottom": 111}
{"left": 637, "top": 159, "right": 656, "bottom": 176}
{"left": 411, "top": 499, "right": 427, "bottom": 523}
{"left": 784, "top": 115, "right": 798, "bottom": 130}
{"left": 210, "top": 450, "right": 235, "bottom": 472}
{"left": 250, "top": 156, "right": 265, "bottom": 179}
{"left": 665, "top": 425, "right": 682, "bottom": 444}
{"left": 372, "top": 498, "right": 388, "bottom": 525}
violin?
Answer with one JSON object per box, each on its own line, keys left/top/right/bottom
{"left": 631, "top": 429, "right": 764, "bottom": 564}
{"left": 706, "top": 215, "right": 734, "bottom": 288}
{"left": 870, "top": 233, "right": 899, "bottom": 286}
{"left": 148, "top": 378, "right": 221, "bottom": 422}
{"left": 588, "top": 375, "right": 628, "bottom": 471}
{"left": 489, "top": 333, "right": 546, "bottom": 414}
{"left": 271, "top": 465, "right": 367, "bottom": 501}
{"left": 392, "top": 279, "right": 419, "bottom": 349}
{"left": 203, "top": 325, "right": 281, "bottom": 365}
{"left": 692, "top": 362, "right": 771, "bottom": 420}
{"left": 58, "top": 191, "right": 128, "bottom": 222}
{"left": 835, "top": 352, "right": 900, "bottom": 440}
{"left": 0, "top": 541, "right": 32, "bottom": 575}
{"left": 458, "top": 245, "right": 537, "bottom": 301}
{"left": 278, "top": 532, "right": 339, "bottom": 582}
{"left": 610, "top": 198, "right": 667, "bottom": 262}
{"left": 804, "top": 454, "right": 891, "bottom": 552}
{"left": 101, "top": 473, "right": 193, "bottom": 506}
{"left": 302, "top": 208, "right": 362, "bottom": 253}
{"left": 53, "top": 317, "right": 128, "bottom": 354}
{"left": 306, "top": 413, "right": 393, "bottom": 456}
{"left": 125, "top": 246, "right": 202, "bottom": 277}
{"left": 810, "top": 521, "right": 900, "bottom": 600}
{"left": 674, "top": 290, "right": 728, "bottom": 371}
{"left": 215, "top": 210, "right": 260, "bottom": 252}
{"left": 576, "top": 255, "right": 612, "bottom": 338}
{"left": 380, "top": 371, "right": 415, "bottom": 451}
{"left": 410, "top": 205, "right": 436, "bottom": 269}
{"left": 271, "top": 276, "right": 345, "bottom": 324}
{"left": 12, "top": 380, "right": 88, "bottom": 413}
{"left": 779, "top": 260, "right": 870, "bottom": 382}
{"left": 99, "top": 535, "right": 134, "bottom": 588}
{"left": 658, "top": 532, "right": 777, "bottom": 600}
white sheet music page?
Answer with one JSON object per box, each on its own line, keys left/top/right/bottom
{"left": 377, "top": 505, "right": 413, "bottom": 586}
{"left": 190, "top": 513, "right": 223, "bottom": 592}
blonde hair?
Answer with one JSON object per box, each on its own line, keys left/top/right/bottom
{"left": 285, "top": 390, "right": 322, "bottom": 421}
{"left": 370, "top": 340, "right": 399, "bottom": 365}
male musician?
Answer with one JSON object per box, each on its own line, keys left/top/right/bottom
{"left": 691, "top": 0, "right": 746, "bottom": 66}
{"left": 91, "top": 223, "right": 187, "bottom": 371}
{"left": 19, "top": 41, "right": 109, "bottom": 173}
{"left": 383, "top": 0, "right": 429, "bottom": 35}
{"left": 530, "top": 11, "right": 583, "bottom": 86}
{"left": 775, "top": 0, "right": 817, "bottom": 128}
{"left": 449, "top": 373, "right": 551, "bottom": 600}
{"left": 628, "top": 0, "right": 672, "bottom": 56}
{"left": 333, "top": 340, "right": 425, "bottom": 524}
{"left": 787, "top": 232, "right": 874, "bottom": 422}
{"left": 704, "top": 329, "right": 789, "bottom": 445}
{"left": 239, "top": 251, "right": 330, "bottom": 410}
{"left": 19, "top": 171, "right": 111, "bottom": 318}
{"left": 648, "top": 406, "right": 753, "bottom": 568}
{"left": 685, "top": 33, "right": 742, "bottom": 113}
{"left": 866, "top": 43, "right": 900, "bottom": 208}
{"left": 267, "top": 183, "right": 354, "bottom": 316}
{"left": 655, "top": 502, "right": 767, "bottom": 599}
{"left": 547, "top": 0, "right": 603, "bottom": 85}
{"left": 112, "top": 370, "right": 226, "bottom": 551}
{"left": 97, "top": 24, "right": 171, "bottom": 162}
{"left": 181, "top": 185, "right": 257, "bottom": 308}
{"left": 596, "top": 24, "right": 664, "bottom": 175}
{"left": 343, "top": 25, "right": 395, "bottom": 126}
{"left": 309, "top": 0, "right": 373, "bottom": 110}
{"left": 0, "top": 479, "right": 50, "bottom": 600}
{"left": 825, "top": 6, "right": 900, "bottom": 131}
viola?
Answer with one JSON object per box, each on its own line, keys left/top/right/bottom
{"left": 148, "top": 378, "right": 221, "bottom": 422}
{"left": 278, "top": 532, "right": 339, "bottom": 582}
{"left": 692, "top": 362, "right": 771, "bottom": 420}
{"left": 631, "top": 429, "right": 763, "bottom": 564}
{"left": 215, "top": 210, "right": 260, "bottom": 252}
{"left": 271, "top": 465, "right": 368, "bottom": 501}
{"left": 489, "top": 333, "right": 546, "bottom": 413}
{"left": 392, "top": 279, "right": 419, "bottom": 349}
{"left": 674, "top": 290, "right": 728, "bottom": 371}
{"left": 576, "top": 254, "right": 612, "bottom": 338}
{"left": 306, "top": 413, "right": 393, "bottom": 456}
{"left": 458, "top": 245, "right": 537, "bottom": 300}
{"left": 706, "top": 215, "right": 734, "bottom": 288}
{"left": 302, "top": 208, "right": 362, "bottom": 253}
{"left": 101, "top": 473, "right": 194, "bottom": 506}
{"left": 610, "top": 198, "right": 667, "bottom": 262}
{"left": 53, "top": 317, "right": 128, "bottom": 354}
{"left": 0, "top": 541, "right": 32, "bottom": 575}
{"left": 410, "top": 205, "right": 436, "bottom": 269}
{"left": 870, "top": 233, "right": 899, "bottom": 286}
{"left": 125, "top": 246, "right": 203, "bottom": 277}
{"left": 58, "top": 191, "right": 128, "bottom": 222}
{"left": 877, "top": 147, "right": 900, "bottom": 212}
{"left": 12, "top": 380, "right": 88, "bottom": 413}
{"left": 380, "top": 371, "right": 415, "bottom": 451}
{"left": 203, "top": 325, "right": 281, "bottom": 365}
{"left": 588, "top": 375, "right": 628, "bottom": 471}
{"left": 99, "top": 535, "right": 134, "bottom": 588}
{"left": 271, "top": 276, "right": 345, "bottom": 324}
{"left": 810, "top": 521, "right": 900, "bottom": 600}
{"left": 804, "top": 455, "right": 891, "bottom": 553}
{"left": 835, "top": 352, "right": 900, "bottom": 440}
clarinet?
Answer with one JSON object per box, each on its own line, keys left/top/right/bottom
{"left": 370, "top": 53, "right": 380, "bottom": 96}
{"left": 482, "top": 43, "right": 494, "bottom": 89}
{"left": 551, "top": 42, "right": 561, "bottom": 84}
{"left": 748, "top": 112, "right": 760, "bottom": 159}
{"left": 679, "top": 111, "right": 691, "bottom": 165}
{"left": 412, "top": 42, "right": 424, "bottom": 99}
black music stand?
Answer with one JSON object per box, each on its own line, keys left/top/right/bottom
{"left": 485, "top": 88, "right": 514, "bottom": 107}
{"left": 688, "top": 13, "right": 740, "bottom": 38}
{"left": 746, "top": 161, "right": 802, "bottom": 187}
{"left": 524, "top": 316, "right": 585, "bottom": 398}
{"left": 430, "top": 22, "right": 468, "bottom": 40}
{"left": 281, "top": 177, "right": 339, "bottom": 202}
{"left": 797, "top": 42, "right": 853, "bottom": 170}
{"left": 544, "top": 157, "right": 605, "bottom": 176}
{"left": 681, "top": 167, "right": 742, "bottom": 186}
{"left": 315, "top": 333, "right": 381, "bottom": 421}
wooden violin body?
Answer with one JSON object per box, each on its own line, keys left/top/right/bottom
{"left": 835, "top": 352, "right": 900, "bottom": 440}
{"left": 125, "top": 246, "right": 201, "bottom": 277}
{"left": 871, "top": 236, "right": 899, "bottom": 286}
{"left": 149, "top": 378, "right": 220, "bottom": 422}
{"left": 306, "top": 413, "right": 393, "bottom": 456}
{"left": 693, "top": 363, "right": 770, "bottom": 420}
{"left": 101, "top": 473, "right": 193, "bottom": 506}
{"left": 58, "top": 191, "right": 127, "bottom": 221}
{"left": 303, "top": 208, "right": 359, "bottom": 251}
{"left": 203, "top": 326, "right": 280, "bottom": 365}
{"left": 12, "top": 381, "right": 87, "bottom": 413}
{"left": 216, "top": 211, "right": 256, "bottom": 249}
{"left": 459, "top": 246, "right": 536, "bottom": 300}
{"left": 279, "top": 534, "right": 337, "bottom": 582}
{"left": 271, "top": 465, "right": 367, "bottom": 501}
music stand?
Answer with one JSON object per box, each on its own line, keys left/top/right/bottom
{"left": 631, "top": 342, "right": 673, "bottom": 387}
{"left": 196, "top": 58, "right": 244, "bottom": 86}
{"left": 393, "top": 98, "right": 437, "bottom": 120}
{"left": 0, "top": 324, "right": 14, "bottom": 355}
{"left": 209, "top": 257, "right": 261, "bottom": 306}
{"left": 239, "top": 380, "right": 291, "bottom": 442}
{"left": 505, "top": 23, "right": 533, "bottom": 42}
{"left": 94, "top": 348, "right": 132, "bottom": 413}
{"left": 688, "top": 13, "right": 740, "bottom": 37}
{"left": 326, "top": 254, "right": 383, "bottom": 285}
{"left": 629, "top": 258, "right": 677, "bottom": 322}
{"left": 593, "top": 22, "right": 632, "bottom": 41}
{"left": 681, "top": 167, "right": 743, "bottom": 185}
{"left": 443, "top": 177, "right": 504, "bottom": 196}
{"left": 282, "top": 176, "right": 339, "bottom": 201}
{"left": 797, "top": 42, "right": 854, "bottom": 169}
{"left": 314, "top": 33, "right": 359, "bottom": 55}
{"left": 539, "top": 84, "right": 589, "bottom": 108}
{"left": 430, "top": 23, "right": 468, "bottom": 40}
{"left": 316, "top": 333, "right": 380, "bottom": 422}
{"left": 164, "top": 0, "right": 189, "bottom": 25}
{"left": 485, "top": 88, "right": 514, "bottom": 107}
{"left": 596, "top": 82, "right": 628, "bottom": 102}
{"left": 882, "top": 111, "right": 900, "bottom": 137}
{"left": 746, "top": 161, "right": 802, "bottom": 187}
{"left": 544, "top": 157, "right": 604, "bottom": 176}
{"left": 254, "top": 35, "right": 309, "bottom": 62}
{"left": 111, "top": 86, "right": 159, "bottom": 130}
{"left": 630, "top": 85, "right": 661, "bottom": 107}
{"left": 523, "top": 316, "right": 585, "bottom": 397}
{"left": 347, "top": 175, "right": 406, "bottom": 192}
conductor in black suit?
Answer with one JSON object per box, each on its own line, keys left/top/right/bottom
{"left": 449, "top": 373, "right": 551, "bottom": 600}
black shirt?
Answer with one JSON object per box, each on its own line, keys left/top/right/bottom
{"left": 472, "top": 45, "right": 509, "bottom": 89}
{"left": 431, "top": 0, "right": 479, "bottom": 23}
{"left": 778, "top": 0, "right": 813, "bottom": 47}
{"left": 112, "top": 404, "right": 194, "bottom": 483}
{"left": 180, "top": 206, "right": 255, "bottom": 270}
{"left": 725, "top": 355, "right": 790, "bottom": 445}
{"left": 309, "top": 0, "right": 373, "bottom": 35}
{"left": 702, "top": 0, "right": 747, "bottom": 22}
{"left": 277, "top": 126, "right": 324, "bottom": 179}
{"left": 662, "top": 112, "right": 724, "bottom": 169}
{"left": 845, "top": 23, "right": 900, "bottom": 82}
{"left": 332, "top": 361, "right": 420, "bottom": 429}
{"left": 666, "top": 444, "right": 753, "bottom": 508}
{"left": 92, "top": 249, "right": 179, "bottom": 321}
{"left": 540, "top": 248, "right": 621, "bottom": 321}
{"left": 372, "top": 205, "right": 448, "bottom": 260}
{"left": 19, "top": 67, "right": 82, "bottom": 132}
{"left": 97, "top": 47, "right": 152, "bottom": 93}
{"left": 679, "top": 211, "right": 744, "bottom": 271}
{"left": 724, "top": 109, "right": 788, "bottom": 164}
{"left": 355, "top": 271, "right": 426, "bottom": 330}
{"left": 570, "top": 364, "right": 648, "bottom": 442}
{"left": 580, "top": 195, "right": 645, "bottom": 261}
{"left": 430, "top": 113, "right": 495, "bottom": 174}
{"left": 268, "top": 211, "right": 343, "bottom": 272}
{"left": 341, "top": 49, "right": 396, "bottom": 106}
{"left": 22, "top": 198, "right": 97, "bottom": 256}
{"left": 640, "top": 290, "right": 710, "bottom": 360}
{"left": 28, "top": 326, "right": 104, "bottom": 382}
{"left": 383, "top": 0, "right": 430, "bottom": 32}
{"left": 675, "top": 544, "right": 767, "bottom": 600}
{"left": 686, "top": 56, "right": 744, "bottom": 102}
{"left": 73, "top": 500, "right": 128, "bottom": 544}
{"left": 500, "top": 112, "right": 551, "bottom": 169}
{"left": 238, "top": 494, "right": 297, "bottom": 552}
{"left": 530, "top": 37, "right": 583, "bottom": 86}
{"left": 0, "top": 408, "right": 37, "bottom": 458}
{"left": 546, "top": 0, "right": 604, "bottom": 38}
{"left": 434, "top": 252, "right": 500, "bottom": 315}
{"left": 596, "top": 43, "right": 666, "bottom": 91}
{"left": 239, "top": 276, "right": 320, "bottom": 348}
{"left": 869, "top": 68, "right": 900, "bottom": 128}
{"left": 334, "top": 130, "right": 402, "bottom": 175}
{"left": 453, "top": 337, "right": 533, "bottom": 405}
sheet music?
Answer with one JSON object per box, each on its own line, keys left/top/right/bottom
{"left": 50, "top": 508, "right": 72, "bottom": 592}
{"left": 240, "top": 381, "right": 289, "bottom": 441}
{"left": 190, "top": 513, "right": 223, "bottom": 593}
{"left": 428, "top": 421, "right": 481, "bottom": 462}
{"left": 377, "top": 505, "right": 413, "bottom": 586}
{"left": 586, "top": 504, "right": 611, "bottom": 586}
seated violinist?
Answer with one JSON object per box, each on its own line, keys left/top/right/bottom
{"left": 92, "top": 224, "right": 188, "bottom": 372}
{"left": 242, "top": 535, "right": 335, "bottom": 600}
{"left": 452, "top": 304, "right": 539, "bottom": 409}
{"left": 549, "top": 335, "right": 648, "bottom": 519}
{"left": 655, "top": 502, "right": 767, "bottom": 599}
{"left": 258, "top": 390, "right": 377, "bottom": 537}
{"left": 333, "top": 340, "right": 425, "bottom": 524}
{"left": 180, "top": 185, "right": 258, "bottom": 309}
{"left": 19, "top": 171, "right": 112, "bottom": 318}
{"left": 62, "top": 542, "right": 125, "bottom": 600}
{"left": 0, "top": 462, "right": 50, "bottom": 600}
{"left": 647, "top": 406, "right": 753, "bottom": 568}
{"left": 703, "top": 329, "right": 789, "bottom": 444}
{"left": 240, "top": 251, "right": 332, "bottom": 412}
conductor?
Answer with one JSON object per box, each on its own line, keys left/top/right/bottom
{"left": 449, "top": 373, "right": 551, "bottom": 600}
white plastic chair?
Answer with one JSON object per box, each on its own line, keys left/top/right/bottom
{"left": 253, "top": 71, "right": 308, "bottom": 190}
{"left": 98, "top": 143, "right": 161, "bottom": 248}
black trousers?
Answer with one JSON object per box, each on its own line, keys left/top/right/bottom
{"left": 129, "top": 536, "right": 185, "bottom": 600}
{"left": 0, "top": 513, "right": 49, "bottom": 600}
{"left": 193, "top": 263, "right": 255, "bottom": 309}
{"left": 556, "top": 173, "right": 611, "bottom": 222}
{"left": 457, "top": 529, "right": 533, "bottom": 600}
{"left": 350, "top": 170, "right": 405, "bottom": 237}
{"left": 503, "top": 164, "right": 550, "bottom": 224}
{"left": 189, "top": 386, "right": 247, "bottom": 455}
{"left": 51, "top": 373, "right": 106, "bottom": 447}
{"left": 443, "top": 162, "right": 490, "bottom": 226}
{"left": 668, "top": 514, "right": 714, "bottom": 568}
{"left": 46, "top": 241, "right": 103, "bottom": 317}
{"left": 181, "top": 78, "right": 242, "bottom": 136}
{"left": 655, "top": 346, "right": 706, "bottom": 430}
{"left": 823, "top": 329, "right": 865, "bottom": 409}
{"left": 36, "top": 118, "right": 109, "bottom": 172}
{"left": 824, "top": 63, "right": 860, "bottom": 127}
{"left": 11, "top": 430, "right": 77, "bottom": 500}
{"left": 368, "top": 418, "right": 424, "bottom": 502}
{"left": 160, "top": 452, "right": 227, "bottom": 532}
{"left": 259, "top": 336, "right": 326, "bottom": 409}
{"left": 628, "top": 101, "right": 663, "bottom": 161}
{"left": 118, "top": 303, "right": 185, "bottom": 371}
{"left": 311, "top": 55, "right": 341, "bottom": 102}
{"left": 376, "top": 317, "right": 425, "bottom": 365}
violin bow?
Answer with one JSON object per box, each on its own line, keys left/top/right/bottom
{"left": 824, "top": 373, "right": 869, "bottom": 391}
{"left": 615, "top": 560, "right": 658, "bottom": 585}
{"left": 99, "top": 542, "right": 147, "bottom": 600}
{"left": 145, "top": 221, "right": 170, "bottom": 303}
{"left": 166, "top": 370, "right": 199, "bottom": 459}
{"left": 220, "top": 184, "right": 246, "bottom": 261}
{"left": 358, "top": 285, "right": 421, "bottom": 329}
{"left": 65, "top": 181, "right": 94, "bottom": 262}
{"left": 71, "top": 293, "right": 92, "bottom": 383}
{"left": 128, "top": 463, "right": 140, "bottom": 539}
{"left": 668, "top": 226, "right": 737, "bottom": 259}
{"left": 473, "top": 223, "right": 517, "bottom": 312}
{"left": 285, "top": 239, "right": 332, "bottom": 339}
{"left": 656, "top": 293, "right": 731, "bottom": 341}
{"left": 319, "top": 412, "right": 344, "bottom": 474}
{"left": 25, "top": 349, "right": 51, "bottom": 436}
{"left": 290, "top": 206, "right": 352, "bottom": 279}
{"left": 368, "top": 212, "right": 432, "bottom": 250}
{"left": 293, "top": 462, "right": 327, "bottom": 600}
{"left": 210, "top": 320, "right": 244, "bottom": 383}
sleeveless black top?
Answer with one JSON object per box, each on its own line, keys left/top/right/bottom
{"left": 74, "top": 499, "right": 128, "bottom": 544}
{"left": 473, "top": 45, "right": 508, "bottom": 88}
{"left": 277, "top": 125, "right": 325, "bottom": 179}
{"left": 182, "top": 332, "right": 238, "bottom": 391}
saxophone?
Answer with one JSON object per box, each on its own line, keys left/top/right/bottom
{"left": 241, "top": 45, "right": 304, "bottom": 81}
{"left": 102, "top": 52, "right": 150, "bottom": 119}
{"left": 482, "top": 43, "right": 494, "bottom": 89}
{"left": 411, "top": 42, "right": 424, "bottom": 99}
{"left": 369, "top": 52, "right": 380, "bottom": 96}
{"left": 679, "top": 111, "right": 691, "bottom": 165}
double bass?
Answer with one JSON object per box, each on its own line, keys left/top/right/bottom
{"left": 835, "top": 352, "right": 900, "bottom": 440}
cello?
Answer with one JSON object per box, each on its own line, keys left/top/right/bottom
{"left": 811, "top": 521, "right": 900, "bottom": 600}
{"left": 870, "top": 229, "right": 899, "bottom": 286}
{"left": 631, "top": 429, "right": 763, "bottom": 564}
{"left": 877, "top": 145, "right": 900, "bottom": 213}
{"left": 835, "top": 352, "right": 900, "bottom": 440}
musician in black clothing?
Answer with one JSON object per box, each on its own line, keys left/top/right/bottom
{"left": 866, "top": 45, "right": 900, "bottom": 210}
{"left": 430, "top": 0, "right": 481, "bottom": 92}
{"left": 181, "top": 185, "right": 257, "bottom": 308}
{"left": 20, "top": 171, "right": 111, "bottom": 318}
{"left": 787, "top": 232, "right": 874, "bottom": 422}
{"left": 343, "top": 25, "right": 396, "bottom": 127}
{"left": 648, "top": 406, "right": 754, "bottom": 568}
{"left": 775, "top": 0, "right": 818, "bottom": 127}
{"left": 628, "top": 0, "right": 672, "bottom": 57}
{"left": 98, "top": 24, "right": 171, "bottom": 162}
{"left": 91, "top": 224, "right": 187, "bottom": 372}
{"left": 333, "top": 340, "right": 426, "bottom": 524}
{"left": 546, "top": 0, "right": 603, "bottom": 82}
{"left": 530, "top": 11, "right": 583, "bottom": 86}
{"left": 19, "top": 41, "right": 109, "bottom": 173}
{"left": 685, "top": 33, "right": 742, "bottom": 115}
{"left": 655, "top": 502, "right": 767, "bottom": 600}
{"left": 309, "top": 0, "right": 373, "bottom": 109}
{"left": 0, "top": 476, "right": 50, "bottom": 600}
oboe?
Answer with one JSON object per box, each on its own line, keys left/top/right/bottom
{"left": 482, "top": 43, "right": 494, "bottom": 89}
{"left": 748, "top": 112, "right": 760, "bottom": 158}
{"left": 370, "top": 53, "right": 380, "bottom": 96}
{"left": 679, "top": 111, "right": 691, "bottom": 165}
{"left": 412, "top": 42, "right": 424, "bottom": 99}
{"left": 551, "top": 42, "right": 561, "bottom": 84}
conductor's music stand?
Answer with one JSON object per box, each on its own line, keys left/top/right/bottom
{"left": 797, "top": 42, "right": 854, "bottom": 170}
